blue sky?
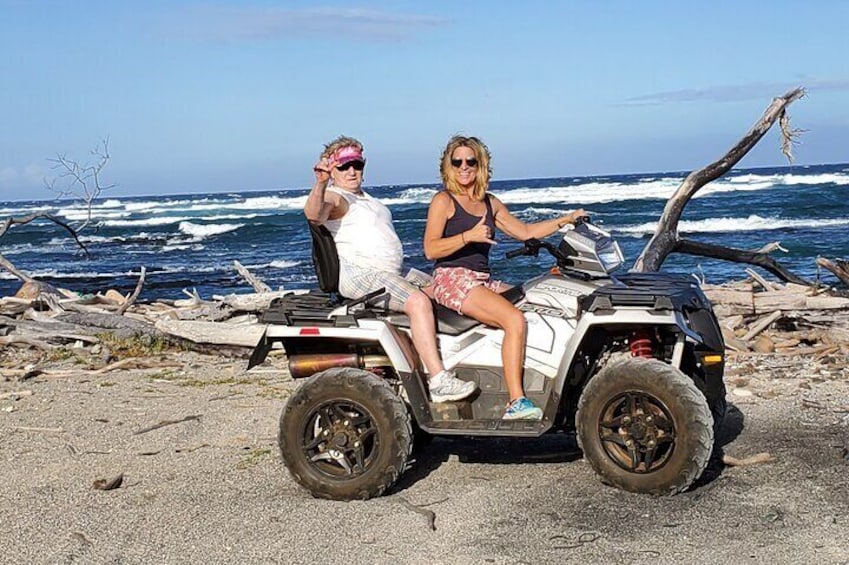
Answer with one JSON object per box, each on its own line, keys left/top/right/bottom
{"left": 1, "top": 0, "right": 847, "bottom": 200}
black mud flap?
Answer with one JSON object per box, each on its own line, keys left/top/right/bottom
{"left": 247, "top": 330, "right": 272, "bottom": 370}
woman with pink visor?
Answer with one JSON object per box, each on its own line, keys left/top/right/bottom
{"left": 305, "top": 135, "right": 476, "bottom": 403}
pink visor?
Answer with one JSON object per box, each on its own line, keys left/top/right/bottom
{"left": 334, "top": 146, "right": 365, "bottom": 166}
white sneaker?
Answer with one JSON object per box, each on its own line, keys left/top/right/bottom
{"left": 428, "top": 370, "right": 476, "bottom": 403}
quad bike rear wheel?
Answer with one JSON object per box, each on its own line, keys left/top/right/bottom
{"left": 278, "top": 367, "right": 412, "bottom": 500}
{"left": 576, "top": 357, "right": 714, "bottom": 495}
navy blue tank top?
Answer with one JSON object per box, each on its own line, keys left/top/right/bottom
{"left": 434, "top": 192, "right": 496, "bottom": 273}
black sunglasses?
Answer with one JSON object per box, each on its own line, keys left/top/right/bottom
{"left": 336, "top": 160, "right": 365, "bottom": 172}
{"left": 451, "top": 158, "right": 478, "bottom": 168}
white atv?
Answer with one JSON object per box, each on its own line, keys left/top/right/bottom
{"left": 249, "top": 220, "right": 727, "bottom": 500}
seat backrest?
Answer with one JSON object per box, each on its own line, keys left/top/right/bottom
{"left": 308, "top": 221, "right": 340, "bottom": 294}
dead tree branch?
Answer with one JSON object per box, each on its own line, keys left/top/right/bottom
{"left": 1, "top": 139, "right": 111, "bottom": 284}
{"left": 45, "top": 138, "right": 115, "bottom": 232}
{"left": 676, "top": 239, "right": 811, "bottom": 285}
{"left": 817, "top": 257, "right": 849, "bottom": 287}
{"left": 632, "top": 87, "right": 806, "bottom": 278}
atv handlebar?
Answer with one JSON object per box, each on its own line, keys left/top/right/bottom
{"left": 505, "top": 246, "right": 530, "bottom": 259}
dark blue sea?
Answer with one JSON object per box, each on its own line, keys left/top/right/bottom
{"left": 1, "top": 163, "right": 847, "bottom": 300}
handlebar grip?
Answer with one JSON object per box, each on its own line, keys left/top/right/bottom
{"left": 574, "top": 215, "right": 590, "bottom": 226}
{"left": 505, "top": 248, "right": 526, "bottom": 259}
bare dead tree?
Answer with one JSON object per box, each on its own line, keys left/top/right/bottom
{"left": 631, "top": 87, "right": 811, "bottom": 283}
{"left": 0, "top": 139, "right": 114, "bottom": 285}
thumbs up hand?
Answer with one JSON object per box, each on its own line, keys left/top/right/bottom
{"left": 464, "top": 215, "right": 497, "bottom": 245}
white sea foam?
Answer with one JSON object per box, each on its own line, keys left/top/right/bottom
{"left": 244, "top": 259, "right": 301, "bottom": 270}
{"left": 0, "top": 264, "right": 224, "bottom": 281}
{"left": 380, "top": 187, "right": 438, "bottom": 206}
{"left": 103, "top": 216, "right": 192, "bottom": 227}
{"left": 178, "top": 221, "right": 243, "bottom": 239}
{"left": 617, "top": 215, "right": 849, "bottom": 236}
{"left": 162, "top": 243, "right": 206, "bottom": 252}
{"left": 56, "top": 208, "right": 132, "bottom": 221}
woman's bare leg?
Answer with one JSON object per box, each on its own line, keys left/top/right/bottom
{"left": 459, "top": 286, "right": 527, "bottom": 401}
{"left": 403, "top": 291, "right": 444, "bottom": 376}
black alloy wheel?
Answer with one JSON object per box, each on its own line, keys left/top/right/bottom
{"left": 278, "top": 367, "right": 412, "bottom": 500}
{"left": 576, "top": 357, "right": 714, "bottom": 495}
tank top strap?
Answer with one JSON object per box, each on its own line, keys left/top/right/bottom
{"left": 444, "top": 191, "right": 494, "bottom": 222}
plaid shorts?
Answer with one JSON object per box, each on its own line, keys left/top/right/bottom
{"left": 431, "top": 266, "right": 505, "bottom": 315}
{"left": 338, "top": 262, "right": 418, "bottom": 312}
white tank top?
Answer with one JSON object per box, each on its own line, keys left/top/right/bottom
{"left": 324, "top": 186, "right": 404, "bottom": 274}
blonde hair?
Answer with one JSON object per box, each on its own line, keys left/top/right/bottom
{"left": 439, "top": 135, "right": 491, "bottom": 201}
{"left": 321, "top": 135, "right": 363, "bottom": 160}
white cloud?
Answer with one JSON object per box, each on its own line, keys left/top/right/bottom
{"left": 619, "top": 78, "right": 849, "bottom": 106}
{"left": 168, "top": 6, "right": 447, "bottom": 43}
{"left": 0, "top": 163, "right": 49, "bottom": 193}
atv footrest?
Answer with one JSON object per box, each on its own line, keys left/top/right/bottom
{"left": 423, "top": 419, "right": 548, "bottom": 437}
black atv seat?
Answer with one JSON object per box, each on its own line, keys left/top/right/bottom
{"left": 308, "top": 221, "right": 341, "bottom": 296}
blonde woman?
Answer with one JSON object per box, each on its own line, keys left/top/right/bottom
{"left": 423, "top": 135, "right": 586, "bottom": 419}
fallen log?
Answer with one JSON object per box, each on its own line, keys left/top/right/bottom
{"left": 154, "top": 319, "right": 266, "bottom": 347}
{"left": 742, "top": 310, "right": 783, "bottom": 341}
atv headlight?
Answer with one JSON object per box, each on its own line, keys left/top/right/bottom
{"left": 597, "top": 240, "right": 623, "bottom": 273}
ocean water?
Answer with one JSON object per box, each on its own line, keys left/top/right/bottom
{"left": 1, "top": 163, "right": 847, "bottom": 300}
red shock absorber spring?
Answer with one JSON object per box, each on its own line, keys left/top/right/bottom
{"left": 630, "top": 329, "right": 655, "bottom": 358}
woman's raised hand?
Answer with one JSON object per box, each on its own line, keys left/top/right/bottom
{"left": 570, "top": 208, "right": 589, "bottom": 224}
{"left": 465, "top": 215, "right": 497, "bottom": 245}
{"left": 313, "top": 158, "right": 334, "bottom": 183}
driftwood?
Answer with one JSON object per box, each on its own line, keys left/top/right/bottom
{"left": 117, "top": 267, "right": 146, "bottom": 316}
{"left": 632, "top": 87, "right": 810, "bottom": 285}
{"left": 56, "top": 311, "right": 165, "bottom": 339}
{"left": 134, "top": 414, "right": 201, "bottom": 435}
{"left": 742, "top": 311, "right": 783, "bottom": 341}
{"left": 233, "top": 260, "right": 271, "bottom": 293}
{"left": 701, "top": 276, "right": 849, "bottom": 356}
{"left": 817, "top": 257, "right": 849, "bottom": 287}
{"left": 154, "top": 319, "right": 266, "bottom": 347}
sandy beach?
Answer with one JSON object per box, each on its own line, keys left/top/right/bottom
{"left": 2, "top": 340, "right": 848, "bottom": 564}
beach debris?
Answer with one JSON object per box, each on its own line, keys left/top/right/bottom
{"left": 14, "top": 425, "right": 64, "bottom": 433}
{"left": 722, "top": 452, "right": 774, "bottom": 467}
{"left": 70, "top": 531, "right": 93, "bottom": 547}
{"left": 116, "top": 266, "right": 146, "bottom": 316}
{"left": 0, "top": 389, "right": 33, "bottom": 401}
{"left": 391, "top": 495, "right": 439, "bottom": 531}
{"left": 233, "top": 260, "right": 271, "bottom": 293}
{"left": 134, "top": 414, "right": 202, "bottom": 435}
{"left": 92, "top": 473, "right": 124, "bottom": 490}
{"left": 817, "top": 257, "right": 849, "bottom": 288}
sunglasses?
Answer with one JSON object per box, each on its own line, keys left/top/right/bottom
{"left": 451, "top": 158, "right": 478, "bottom": 168}
{"left": 336, "top": 160, "right": 365, "bottom": 172}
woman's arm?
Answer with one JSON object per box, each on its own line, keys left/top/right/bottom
{"left": 492, "top": 196, "right": 585, "bottom": 241}
{"left": 304, "top": 158, "right": 344, "bottom": 223}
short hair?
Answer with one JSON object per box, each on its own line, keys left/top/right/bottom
{"left": 439, "top": 135, "right": 491, "bottom": 201}
{"left": 321, "top": 135, "right": 363, "bottom": 160}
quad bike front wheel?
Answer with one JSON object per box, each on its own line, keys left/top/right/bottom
{"left": 278, "top": 367, "right": 412, "bottom": 500}
{"left": 576, "top": 357, "right": 714, "bottom": 495}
